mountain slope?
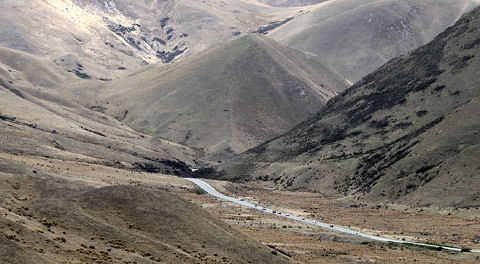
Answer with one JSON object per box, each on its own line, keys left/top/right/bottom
{"left": 220, "top": 6, "right": 480, "bottom": 208}
{"left": 0, "top": 46, "right": 198, "bottom": 174}
{"left": 0, "top": 169, "right": 290, "bottom": 263}
{"left": 269, "top": 0, "right": 480, "bottom": 82}
{"left": 257, "top": 0, "right": 328, "bottom": 7}
{"left": 0, "top": 0, "right": 299, "bottom": 79}
{"left": 0, "top": 45, "right": 291, "bottom": 262}
{"left": 96, "top": 35, "right": 348, "bottom": 161}
{"left": 0, "top": 0, "right": 146, "bottom": 80}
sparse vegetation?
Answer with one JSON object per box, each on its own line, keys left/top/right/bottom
{"left": 194, "top": 186, "right": 207, "bottom": 195}
{"left": 107, "top": 23, "right": 136, "bottom": 35}
{"left": 252, "top": 18, "right": 294, "bottom": 34}
{"left": 222, "top": 6, "right": 480, "bottom": 209}
{"left": 1, "top": 2, "right": 480, "bottom": 264}
{"left": 156, "top": 46, "right": 187, "bottom": 63}
{"left": 416, "top": 110, "right": 429, "bottom": 117}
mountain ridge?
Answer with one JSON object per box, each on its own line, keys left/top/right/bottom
{"left": 0, "top": 46, "right": 199, "bottom": 175}
{"left": 218, "top": 6, "right": 480, "bottom": 208}
{"left": 269, "top": 0, "right": 480, "bottom": 82}
{"left": 95, "top": 35, "right": 348, "bottom": 161}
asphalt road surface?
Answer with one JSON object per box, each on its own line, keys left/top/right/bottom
{"left": 186, "top": 178, "right": 480, "bottom": 253}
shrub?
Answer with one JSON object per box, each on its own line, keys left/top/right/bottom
{"left": 194, "top": 187, "right": 207, "bottom": 195}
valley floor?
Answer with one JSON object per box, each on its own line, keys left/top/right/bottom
{"left": 1, "top": 151, "right": 479, "bottom": 263}
{"left": 179, "top": 180, "right": 480, "bottom": 263}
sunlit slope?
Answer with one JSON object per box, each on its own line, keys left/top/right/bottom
{"left": 0, "top": 47, "right": 198, "bottom": 174}
{"left": 269, "top": 0, "right": 480, "bottom": 82}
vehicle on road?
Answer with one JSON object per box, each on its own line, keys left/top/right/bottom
{"left": 330, "top": 224, "right": 334, "bottom": 227}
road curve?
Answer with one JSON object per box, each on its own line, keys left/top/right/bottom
{"left": 186, "top": 178, "right": 480, "bottom": 253}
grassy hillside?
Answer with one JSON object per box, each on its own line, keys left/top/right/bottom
{"left": 0, "top": 0, "right": 297, "bottom": 79}
{"left": 220, "top": 6, "right": 480, "bottom": 208}
{"left": 269, "top": 0, "right": 480, "bottom": 82}
{"left": 0, "top": 47, "right": 198, "bottom": 175}
{"left": 0, "top": 0, "right": 146, "bottom": 79}
{"left": 257, "top": 0, "right": 328, "bottom": 7}
{"left": 97, "top": 35, "right": 348, "bottom": 162}
{"left": 0, "top": 162, "right": 290, "bottom": 263}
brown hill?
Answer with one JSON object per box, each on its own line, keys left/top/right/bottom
{"left": 257, "top": 0, "right": 328, "bottom": 7}
{"left": 0, "top": 46, "right": 198, "bottom": 174}
{"left": 219, "top": 6, "right": 480, "bottom": 208}
{"left": 0, "top": 0, "right": 297, "bottom": 79}
{"left": 95, "top": 35, "right": 348, "bottom": 162}
{"left": 0, "top": 161, "right": 290, "bottom": 263}
{"left": 269, "top": 0, "right": 480, "bottom": 82}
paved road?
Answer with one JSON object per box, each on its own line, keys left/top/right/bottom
{"left": 186, "top": 178, "right": 480, "bottom": 253}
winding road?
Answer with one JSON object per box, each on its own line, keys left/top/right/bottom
{"left": 186, "top": 178, "right": 480, "bottom": 253}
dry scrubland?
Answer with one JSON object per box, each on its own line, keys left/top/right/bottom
{"left": 0, "top": 1, "right": 480, "bottom": 263}
{"left": 221, "top": 6, "right": 480, "bottom": 209}
{"left": 181, "top": 180, "right": 480, "bottom": 263}
{"left": 0, "top": 153, "right": 290, "bottom": 263}
{"left": 269, "top": 0, "right": 480, "bottom": 82}
{"left": 95, "top": 35, "right": 347, "bottom": 161}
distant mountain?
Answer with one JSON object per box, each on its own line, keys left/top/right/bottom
{"left": 1, "top": 1, "right": 348, "bottom": 163}
{"left": 95, "top": 35, "right": 348, "bottom": 161}
{"left": 220, "top": 6, "right": 480, "bottom": 208}
{"left": 0, "top": 46, "right": 198, "bottom": 174}
{"left": 257, "top": 0, "right": 328, "bottom": 7}
{"left": 269, "top": 0, "right": 480, "bottom": 82}
{"left": 0, "top": 0, "right": 295, "bottom": 79}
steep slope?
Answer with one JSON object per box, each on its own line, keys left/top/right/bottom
{"left": 220, "top": 7, "right": 480, "bottom": 208}
{"left": 257, "top": 0, "right": 328, "bottom": 7}
{"left": 96, "top": 35, "right": 348, "bottom": 161}
{"left": 1, "top": 0, "right": 145, "bottom": 80}
{"left": 269, "top": 0, "right": 480, "bottom": 82}
{"left": 0, "top": 46, "right": 198, "bottom": 174}
{"left": 0, "top": 0, "right": 299, "bottom": 79}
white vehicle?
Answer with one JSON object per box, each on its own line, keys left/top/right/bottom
{"left": 285, "top": 214, "right": 290, "bottom": 216}
{"left": 239, "top": 198, "right": 245, "bottom": 201}
{"left": 301, "top": 217, "right": 305, "bottom": 220}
